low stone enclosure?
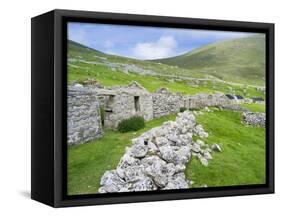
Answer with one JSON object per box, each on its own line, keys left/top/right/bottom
{"left": 68, "top": 81, "right": 254, "bottom": 146}
{"left": 98, "top": 111, "right": 221, "bottom": 193}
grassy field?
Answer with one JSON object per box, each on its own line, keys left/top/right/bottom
{"left": 185, "top": 110, "right": 266, "bottom": 187}
{"left": 67, "top": 114, "right": 176, "bottom": 195}
{"left": 68, "top": 108, "right": 266, "bottom": 195}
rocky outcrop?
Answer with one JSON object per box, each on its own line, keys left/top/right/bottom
{"left": 98, "top": 111, "right": 221, "bottom": 193}
{"left": 242, "top": 112, "right": 265, "bottom": 127}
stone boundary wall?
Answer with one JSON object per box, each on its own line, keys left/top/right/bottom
{"left": 152, "top": 93, "right": 184, "bottom": 118}
{"left": 152, "top": 92, "right": 231, "bottom": 118}
{"left": 68, "top": 86, "right": 103, "bottom": 146}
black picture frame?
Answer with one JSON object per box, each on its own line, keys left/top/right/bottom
{"left": 31, "top": 9, "right": 274, "bottom": 207}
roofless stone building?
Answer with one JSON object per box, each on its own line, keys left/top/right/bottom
{"left": 94, "top": 81, "right": 153, "bottom": 129}
{"left": 67, "top": 82, "right": 234, "bottom": 146}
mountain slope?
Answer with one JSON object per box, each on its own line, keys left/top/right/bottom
{"left": 155, "top": 35, "right": 265, "bottom": 85}
{"left": 68, "top": 40, "right": 106, "bottom": 56}
{"left": 67, "top": 39, "right": 265, "bottom": 97}
{"left": 67, "top": 40, "right": 209, "bottom": 80}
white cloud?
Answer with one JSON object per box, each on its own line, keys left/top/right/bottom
{"left": 105, "top": 49, "right": 118, "bottom": 56}
{"left": 104, "top": 40, "right": 114, "bottom": 49}
{"left": 132, "top": 36, "right": 177, "bottom": 59}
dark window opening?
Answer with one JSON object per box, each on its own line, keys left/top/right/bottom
{"left": 134, "top": 96, "right": 140, "bottom": 112}
{"left": 188, "top": 98, "right": 192, "bottom": 108}
{"left": 105, "top": 95, "right": 114, "bottom": 112}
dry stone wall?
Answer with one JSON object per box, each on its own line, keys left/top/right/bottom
{"left": 152, "top": 90, "right": 231, "bottom": 118}
{"left": 68, "top": 85, "right": 103, "bottom": 146}
{"left": 98, "top": 111, "right": 222, "bottom": 193}
{"left": 152, "top": 92, "right": 184, "bottom": 118}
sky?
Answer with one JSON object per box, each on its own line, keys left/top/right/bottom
{"left": 68, "top": 22, "right": 255, "bottom": 60}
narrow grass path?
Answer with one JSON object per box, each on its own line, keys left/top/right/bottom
{"left": 67, "top": 114, "right": 176, "bottom": 195}
{"left": 185, "top": 110, "right": 266, "bottom": 187}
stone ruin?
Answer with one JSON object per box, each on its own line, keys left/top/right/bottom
{"left": 67, "top": 82, "right": 246, "bottom": 146}
{"left": 94, "top": 81, "right": 153, "bottom": 129}
{"left": 98, "top": 111, "right": 222, "bottom": 193}
{"left": 218, "top": 105, "right": 266, "bottom": 128}
{"left": 68, "top": 85, "right": 103, "bottom": 146}
{"left": 242, "top": 112, "right": 265, "bottom": 127}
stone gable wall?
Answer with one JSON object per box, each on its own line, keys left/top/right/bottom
{"left": 67, "top": 86, "right": 103, "bottom": 146}
{"left": 101, "top": 93, "right": 153, "bottom": 129}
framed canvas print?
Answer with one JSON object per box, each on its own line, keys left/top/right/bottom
{"left": 31, "top": 9, "right": 274, "bottom": 207}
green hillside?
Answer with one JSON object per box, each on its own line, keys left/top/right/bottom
{"left": 69, "top": 40, "right": 106, "bottom": 55}
{"left": 155, "top": 35, "right": 266, "bottom": 85}
{"left": 67, "top": 39, "right": 265, "bottom": 98}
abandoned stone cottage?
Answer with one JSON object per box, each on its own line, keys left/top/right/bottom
{"left": 67, "top": 82, "right": 233, "bottom": 146}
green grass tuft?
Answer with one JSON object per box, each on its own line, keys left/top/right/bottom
{"left": 117, "top": 116, "right": 145, "bottom": 133}
{"left": 180, "top": 107, "right": 188, "bottom": 112}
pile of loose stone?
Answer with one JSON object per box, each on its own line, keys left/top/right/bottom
{"left": 242, "top": 112, "right": 265, "bottom": 127}
{"left": 98, "top": 111, "right": 222, "bottom": 193}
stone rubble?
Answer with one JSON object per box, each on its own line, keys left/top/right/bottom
{"left": 219, "top": 105, "right": 249, "bottom": 112}
{"left": 242, "top": 112, "right": 265, "bottom": 127}
{"left": 98, "top": 111, "right": 222, "bottom": 193}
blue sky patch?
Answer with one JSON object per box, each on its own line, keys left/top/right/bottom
{"left": 68, "top": 22, "right": 255, "bottom": 60}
